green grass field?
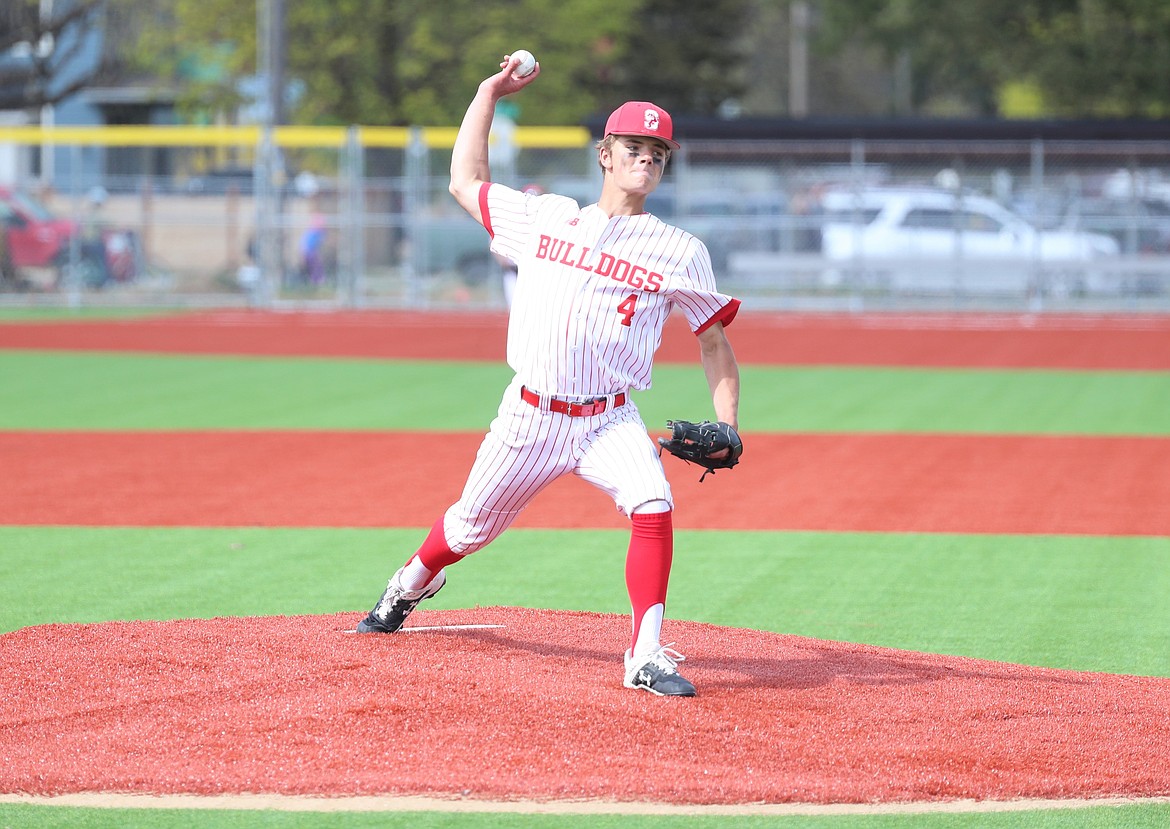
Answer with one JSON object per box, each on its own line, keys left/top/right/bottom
{"left": 2, "top": 328, "right": 1169, "bottom": 829}
{"left": 4, "top": 802, "right": 1170, "bottom": 829}
{"left": 4, "top": 527, "right": 1169, "bottom": 676}
{"left": 3, "top": 350, "right": 1169, "bottom": 434}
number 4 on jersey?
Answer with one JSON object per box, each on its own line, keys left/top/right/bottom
{"left": 617, "top": 293, "right": 638, "bottom": 326}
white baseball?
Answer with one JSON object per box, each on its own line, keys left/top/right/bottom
{"left": 511, "top": 49, "right": 537, "bottom": 78}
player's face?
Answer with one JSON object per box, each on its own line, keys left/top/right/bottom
{"left": 607, "top": 136, "right": 669, "bottom": 195}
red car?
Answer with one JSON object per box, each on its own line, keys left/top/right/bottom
{"left": 0, "top": 186, "right": 78, "bottom": 268}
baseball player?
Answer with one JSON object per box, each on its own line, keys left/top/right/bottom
{"left": 357, "top": 53, "right": 741, "bottom": 697}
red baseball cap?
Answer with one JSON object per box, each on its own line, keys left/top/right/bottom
{"left": 603, "top": 101, "right": 679, "bottom": 150}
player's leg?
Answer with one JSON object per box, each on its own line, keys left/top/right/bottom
{"left": 359, "top": 385, "right": 574, "bottom": 632}
{"left": 442, "top": 389, "right": 578, "bottom": 552}
{"left": 576, "top": 410, "right": 695, "bottom": 696}
{"left": 387, "top": 436, "right": 550, "bottom": 596}
{"left": 575, "top": 407, "right": 674, "bottom": 650}
{"left": 627, "top": 500, "right": 672, "bottom": 658}
{"left": 356, "top": 508, "right": 458, "bottom": 632}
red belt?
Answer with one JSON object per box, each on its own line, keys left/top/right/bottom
{"left": 520, "top": 386, "right": 627, "bottom": 417}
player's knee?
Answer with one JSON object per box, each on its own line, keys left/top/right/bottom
{"left": 444, "top": 504, "right": 519, "bottom": 553}
{"left": 632, "top": 499, "right": 672, "bottom": 515}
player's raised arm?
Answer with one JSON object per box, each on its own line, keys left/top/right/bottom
{"left": 449, "top": 52, "right": 540, "bottom": 224}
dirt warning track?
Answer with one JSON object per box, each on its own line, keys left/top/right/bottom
{"left": 2, "top": 309, "right": 1169, "bottom": 368}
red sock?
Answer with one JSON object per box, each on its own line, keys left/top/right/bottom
{"left": 626, "top": 510, "right": 673, "bottom": 652}
{"left": 414, "top": 516, "right": 465, "bottom": 572}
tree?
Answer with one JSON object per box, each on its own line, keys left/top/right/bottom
{"left": 0, "top": 0, "right": 108, "bottom": 111}
{"left": 123, "top": 0, "right": 643, "bottom": 127}
{"left": 1007, "top": 0, "right": 1170, "bottom": 118}
{"left": 814, "top": 0, "right": 1022, "bottom": 116}
{"left": 603, "top": 0, "right": 753, "bottom": 117}
{"left": 812, "top": 0, "right": 1170, "bottom": 118}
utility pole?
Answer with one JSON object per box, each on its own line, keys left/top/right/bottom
{"left": 265, "top": 0, "right": 286, "bottom": 127}
{"left": 789, "top": 1, "right": 810, "bottom": 118}
{"left": 39, "top": 0, "right": 56, "bottom": 186}
{"left": 254, "top": 0, "right": 285, "bottom": 305}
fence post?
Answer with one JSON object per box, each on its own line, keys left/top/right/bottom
{"left": 848, "top": 137, "right": 866, "bottom": 310}
{"left": 404, "top": 127, "right": 428, "bottom": 307}
{"left": 342, "top": 126, "right": 366, "bottom": 307}
{"left": 1029, "top": 138, "right": 1045, "bottom": 310}
{"left": 253, "top": 126, "right": 279, "bottom": 307}
{"left": 65, "top": 142, "right": 83, "bottom": 308}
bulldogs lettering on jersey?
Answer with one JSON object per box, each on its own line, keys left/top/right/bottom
{"left": 535, "top": 235, "right": 664, "bottom": 292}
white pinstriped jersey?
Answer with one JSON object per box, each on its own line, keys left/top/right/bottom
{"left": 480, "top": 182, "right": 740, "bottom": 396}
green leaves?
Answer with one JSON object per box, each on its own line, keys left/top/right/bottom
{"left": 815, "top": 0, "right": 1170, "bottom": 117}
{"left": 119, "top": 0, "right": 638, "bottom": 126}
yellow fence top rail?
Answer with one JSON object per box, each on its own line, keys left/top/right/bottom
{"left": 0, "top": 124, "right": 592, "bottom": 149}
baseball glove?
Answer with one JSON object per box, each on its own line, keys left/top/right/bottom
{"left": 657, "top": 420, "right": 743, "bottom": 482}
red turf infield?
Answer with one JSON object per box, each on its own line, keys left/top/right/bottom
{"left": 4, "top": 431, "right": 1170, "bottom": 535}
{"left": 4, "top": 310, "right": 1170, "bottom": 809}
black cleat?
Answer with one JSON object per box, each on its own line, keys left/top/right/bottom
{"left": 356, "top": 567, "right": 446, "bottom": 633}
{"left": 623, "top": 645, "right": 697, "bottom": 697}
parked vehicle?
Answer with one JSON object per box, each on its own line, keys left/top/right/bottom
{"left": 0, "top": 186, "right": 78, "bottom": 269}
{"left": 0, "top": 186, "right": 142, "bottom": 288}
{"left": 816, "top": 186, "right": 1120, "bottom": 295}
{"left": 672, "top": 190, "right": 788, "bottom": 272}
{"left": 182, "top": 166, "right": 256, "bottom": 195}
{"left": 1060, "top": 197, "right": 1170, "bottom": 254}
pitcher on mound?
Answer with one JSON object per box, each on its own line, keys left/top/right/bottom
{"left": 356, "top": 52, "right": 742, "bottom": 697}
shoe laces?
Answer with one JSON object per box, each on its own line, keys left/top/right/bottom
{"left": 647, "top": 644, "right": 686, "bottom": 674}
{"left": 385, "top": 577, "right": 431, "bottom": 602}
{"left": 372, "top": 580, "right": 420, "bottom": 617}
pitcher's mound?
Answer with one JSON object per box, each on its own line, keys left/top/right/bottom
{"left": 3, "top": 607, "right": 1169, "bottom": 806}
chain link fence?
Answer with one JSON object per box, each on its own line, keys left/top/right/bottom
{"left": 2, "top": 125, "right": 1169, "bottom": 312}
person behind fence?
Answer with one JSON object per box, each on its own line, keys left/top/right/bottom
{"left": 0, "top": 224, "right": 17, "bottom": 287}
{"left": 80, "top": 186, "right": 113, "bottom": 287}
{"left": 354, "top": 52, "right": 742, "bottom": 697}
{"left": 299, "top": 213, "right": 327, "bottom": 284}
{"left": 299, "top": 212, "right": 327, "bottom": 285}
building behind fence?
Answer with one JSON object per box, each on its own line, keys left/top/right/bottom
{"left": 2, "top": 123, "right": 1170, "bottom": 312}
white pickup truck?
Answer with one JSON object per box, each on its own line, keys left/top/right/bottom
{"left": 817, "top": 186, "right": 1120, "bottom": 294}
{"left": 728, "top": 185, "right": 1124, "bottom": 297}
